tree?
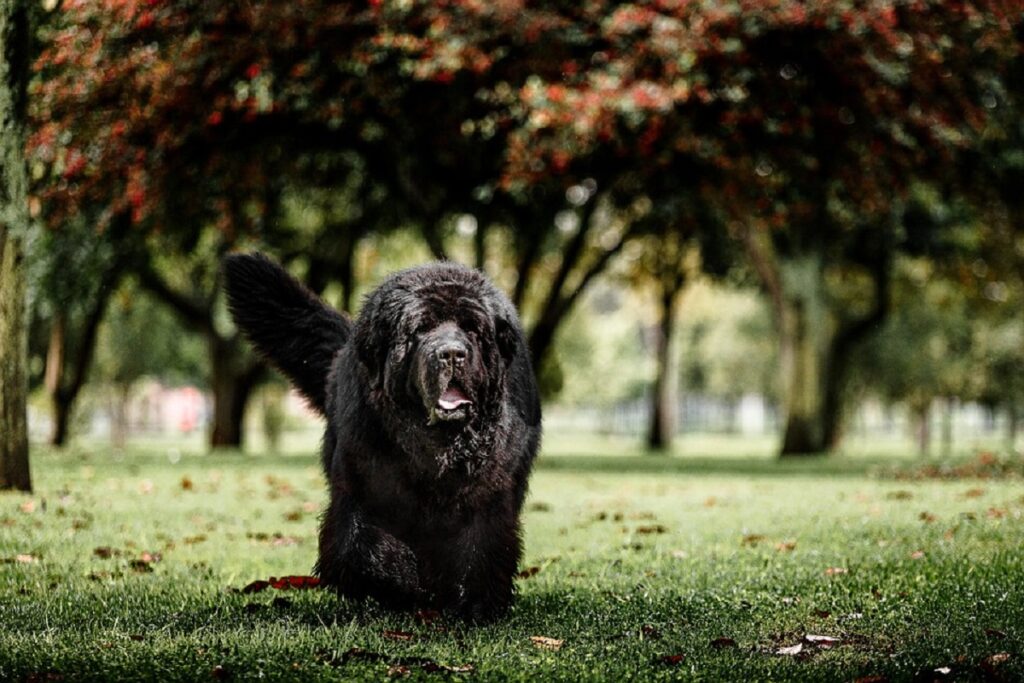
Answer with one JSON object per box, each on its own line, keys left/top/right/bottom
{"left": 35, "top": 219, "right": 132, "bottom": 445}
{"left": 500, "top": 1, "right": 1018, "bottom": 455}
{"left": 0, "top": 0, "right": 32, "bottom": 492}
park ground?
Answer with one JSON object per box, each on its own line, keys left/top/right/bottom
{"left": 1, "top": 434, "right": 1022, "bottom": 682}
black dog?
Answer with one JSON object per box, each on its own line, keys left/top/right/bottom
{"left": 223, "top": 254, "right": 541, "bottom": 621}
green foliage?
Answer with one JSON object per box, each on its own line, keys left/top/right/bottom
{"left": 92, "top": 284, "right": 205, "bottom": 388}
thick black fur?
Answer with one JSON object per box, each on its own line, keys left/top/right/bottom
{"left": 223, "top": 253, "right": 541, "bottom": 621}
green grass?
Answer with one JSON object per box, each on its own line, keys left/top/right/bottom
{"left": 2, "top": 440, "right": 1022, "bottom": 681}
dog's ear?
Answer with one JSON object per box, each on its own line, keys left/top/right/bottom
{"left": 223, "top": 252, "right": 351, "bottom": 414}
{"left": 495, "top": 315, "right": 519, "bottom": 362}
{"left": 353, "top": 297, "right": 392, "bottom": 386}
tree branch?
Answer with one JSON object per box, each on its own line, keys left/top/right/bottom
{"left": 136, "top": 261, "right": 213, "bottom": 333}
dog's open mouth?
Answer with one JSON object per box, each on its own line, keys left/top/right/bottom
{"left": 429, "top": 384, "right": 472, "bottom": 424}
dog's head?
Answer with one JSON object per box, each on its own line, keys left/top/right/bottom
{"left": 354, "top": 264, "right": 520, "bottom": 430}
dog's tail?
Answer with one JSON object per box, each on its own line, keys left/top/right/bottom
{"left": 223, "top": 252, "right": 351, "bottom": 415}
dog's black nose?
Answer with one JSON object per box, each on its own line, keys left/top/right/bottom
{"left": 437, "top": 342, "right": 468, "bottom": 366}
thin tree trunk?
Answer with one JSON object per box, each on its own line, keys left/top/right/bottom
{"left": 474, "top": 219, "right": 487, "bottom": 271}
{"left": 914, "top": 401, "right": 931, "bottom": 457}
{"left": 338, "top": 231, "right": 357, "bottom": 314}
{"left": 45, "top": 313, "right": 68, "bottom": 444}
{"left": 778, "top": 254, "right": 830, "bottom": 456}
{"left": 44, "top": 268, "right": 120, "bottom": 446}
{"left": 1008, "top": 403, "right": 1019, "bottom": 451}
{"left": 209, "top": 335, "right": 263, "bottom": 449}
{"left": 647, "top": 275, "right": 683, "bottom": 452}
{"left": 941, "top": 397, "right": 955, "bottom": 457}
{"left": 0, "top": 0, "right": 32, "bottom": 492}
{"left": 111, "top": 383, "right": 130, "bottom": 448}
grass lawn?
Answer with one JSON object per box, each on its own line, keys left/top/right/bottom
{"left": 1, "top": 438, "right": 1022, "bottom": 681}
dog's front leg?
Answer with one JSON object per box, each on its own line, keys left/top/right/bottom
{"left": 317, "top": 495, "right": 423, "bottom": 609}
{"left": 449, "top": 510, "right": 521, "bottom": 622}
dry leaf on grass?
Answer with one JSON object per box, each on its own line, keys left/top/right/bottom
{"left": 517, "top": 566, "right": 541, "bottom": 579}
{"left": 240, "top": 575, "right": 321, "bottom": 593}
{"left": 803, "top": 634, "right": 840, "bottom": 648}
{"left": 530, "top": 636, "right": 563, "bottom": 651}
{"left": 382, "top": 630, "right": 416, "bottom": 641}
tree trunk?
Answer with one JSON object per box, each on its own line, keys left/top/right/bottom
{"left": 914, "top": 401, "right": 931, "bottom": 457}
{"left": 647, "top": 276, "right": 683, "bottom": 452}
{"left": 208, "top": 335, "right": 261, "bottom": 449}
{"left": 1008, "top": 403, "right": 1019, "bottom": 451}
{"left": 941, "top": 397, "right": 955, "bottom": 457}
{"left": 110, "top": 383, "right": 131, "bottom": 448}
{"left": 778, "top": 254, "right": 830, "bottom": 456}
{"left": 43, "top": 268, "right": 119, "bottom": 446}
{"left": 0, "top": 0, "right": 32, "bottom": 492}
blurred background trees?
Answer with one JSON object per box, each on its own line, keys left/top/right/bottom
{"left": 4, "top": 0, "right": 1019, "bottom": 469}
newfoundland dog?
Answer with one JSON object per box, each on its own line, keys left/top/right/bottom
{"left": 223, "top": 254, "right": 541, "bottom": 621}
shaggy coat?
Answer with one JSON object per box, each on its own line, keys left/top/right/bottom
{"left": 224, "top": 254, "right": 541, "bottom": 621}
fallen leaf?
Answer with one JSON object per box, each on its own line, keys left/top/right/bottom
{"left": 180, "top": 477, "right": 193, "bottom": 491}
{"left": 933, "top": 666, "right": 952, "bottom": 675}
{"left": 382, "top": 630, "right": 415, "bottom": 641}
{"left": 516, "top": 566, "right": 541, "bottom": 579}
{"left": 19, "top": 500, "right": 36, "bottom": 514}
{"left": 657, "top": 654, "right": 685, "bottom": 666}
{"left": 775, "top": 540, "right": 797, "bottom": 552}
{"left": 528, "top": 502, "right": 551, "bottom": 512}
{"left": 886, "top": 490, "right": 913, "bottom": 500}
{"left": 813, "top": 610, "right": 832, "bottom": 619}
{"left": 910, "top": 550, "right": 925, "bottom": 560}
{"left": 284, "top": 510, "right": 303, "bottom": 522}
{"left": 853, "top": 676, "right": 889, "bottom": 683}
{"left": 211, "top": 664, "right": 230, "bottom": 680}
{"left": 387, "top": 665, "right": 410, "bottom": 678}
{"left": 919, "top": 512, "right": 937, "bottom": 523}
{"left": 241, "top": 580, "right": 271, "bottom": 594}
{"left": 987, "top": 507, "right": 1007, "bottom": 519}
{"left": 985, "top": 628, "right": 1007, "bottom": 639}
{"left": 825, "top": 567, "right": 848, "bottom": 576}
{"left": 269, "top": 575, "right": 320, "bottom": 590}
{"left": 641, "top": 625, "right": 662, "bottom": 639}
{"left": 301, "top": 501, "right": 318, "bottom": 513}
{"left": 184, "top": 535, "right": 207, "bottom": 545}
{"left": 139, "top": 552, "right": 162, "bottom": 564}
{"left": 710, "top": 637, "right": 737, "bottom": 649}
{"left": 983, "top": 652, "right": 1011, "bottom": 666}
{"left": 414, "top": 609, "right": 441, "bottom": 625}
{"left": 636, "top": 525, "right": 667, "bottom": 535}
{"left": 270, "top": 535, "right": 300, "bottom": 547}
{"left": 963, "top": 488, "right": 986, "bottom": 498}
{"left": 777, "top": 643, "right": 804, "bottom": 656}
{"left": 15, "top": 554, "right": 38, "bottom": 564}
{"left": 804, "top": 634, "right": 840, "bottom": 648}
{"left": 742, "top": 534, "right": 765, "bottom": 546}
{"left": 703, "top": 497, "right": 717, "bottom": 507}
{"left": 530, "top": 636, "right": 563, "bottom": 651}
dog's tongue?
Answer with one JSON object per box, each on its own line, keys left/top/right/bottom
{"left": 438, "top": 386, "right": 471, "bottom": 410}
